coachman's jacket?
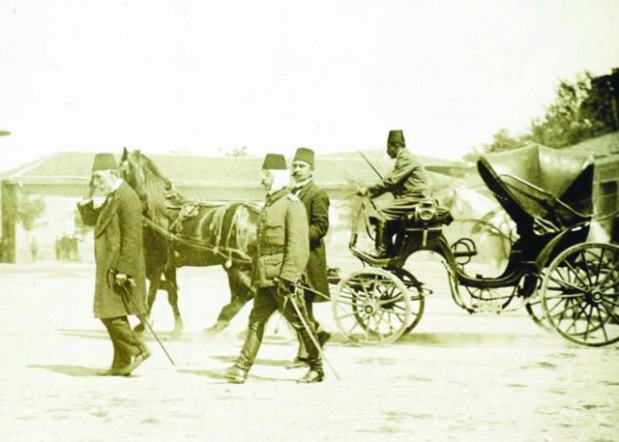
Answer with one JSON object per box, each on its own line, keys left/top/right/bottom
{"left": 253, "top": 188, "right": 309, "bottom": 288}
{"left": 294, "top": 180, "right": 330, "bottom": 298}
{"left": 77, "top": 181, "right": 147, "bottom": 319}
{"left": 368, "top": 148, "right": 430, "bottom": 221}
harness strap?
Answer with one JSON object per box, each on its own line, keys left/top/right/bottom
{"left": 142, "top": 217, "right": 253, "bottom": 265}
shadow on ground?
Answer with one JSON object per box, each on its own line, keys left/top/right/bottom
{"left": 28, "top": 364, "right": 102, "bottom": 377}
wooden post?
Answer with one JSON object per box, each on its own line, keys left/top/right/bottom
{"left": 1, "top": 180, "right": 17, "bottom": 263}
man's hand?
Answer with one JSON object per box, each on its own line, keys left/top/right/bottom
{"left": 114, "top": 272, "right": 129, "bottom": 286}
{"left": 276, "top": 278, "right": 295, "bottom": 295}
{"left": 87, "top": 177, "right": 96, "bottom": 199}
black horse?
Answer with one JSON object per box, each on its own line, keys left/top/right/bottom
{"left": 119, "top": 148, "right": 259, "bottom": 338}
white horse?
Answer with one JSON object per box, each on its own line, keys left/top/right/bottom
{"left": 437, "top": 185, "right": 516, "bottom": 276}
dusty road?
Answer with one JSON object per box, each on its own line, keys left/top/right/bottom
{"left": 1, "top": 258, "right": 618, "bottom": 441}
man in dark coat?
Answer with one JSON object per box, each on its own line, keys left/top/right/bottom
{"left": 225, "top": 153, "right": 324, "bottom": 384}
{"left": 359, "top": 130, "right": 430, "bottom": 257}
{"left": 288, "top": 147, "right": 331, "bottom": 368}
{"left": 77, "top": 153, "right": 150, "bottom": 376}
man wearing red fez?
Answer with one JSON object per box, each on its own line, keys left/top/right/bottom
{"left": 286, "top": 147, "right": 332, "bottom": 369}
{"left": 226, "top": 153, "right": 324, "bottom": 384}
{"left": 359, "top": 130, "right": 430, "bottom": 257}
{"left": 77, "top": 153, "right": 150, "bottom": 376}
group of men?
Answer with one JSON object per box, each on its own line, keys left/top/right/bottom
{"left": 78, "top": 129, "right": 429, "bottom": 384}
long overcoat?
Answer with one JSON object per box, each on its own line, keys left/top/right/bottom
{"left": 253, "top": 188, "right": 309, "bottom": 288}
{"left": 77, "top": 181, "right": 147, "bottom": 319}
{"left": 295, "top": 181, "right": 330, "bottom": 298}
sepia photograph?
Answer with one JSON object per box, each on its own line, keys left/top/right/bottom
{"left": 1, "top": 1, "right": 618, "bottom": 441}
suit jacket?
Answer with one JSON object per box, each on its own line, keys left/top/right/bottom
{"left": 294, "top": 180, "right": 330, "bottom": 298}
{"left": 253, "top": 188, "right": 309, "bottom": 288}
{"left": 368, "top": 148, "right": 429, "bottom": 199}
{"left": 77, "top": 181, "right": 147, "bottom": 319}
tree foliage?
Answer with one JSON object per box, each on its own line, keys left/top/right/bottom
{"left": 465, "top": 71, "right": 617, "bottom": 161}
{"left": 17, "top": 194, "right": 46, "bottom": 231}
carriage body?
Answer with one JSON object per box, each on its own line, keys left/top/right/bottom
{"left": 334, "top": 145, "right": 618, "bottom": 347}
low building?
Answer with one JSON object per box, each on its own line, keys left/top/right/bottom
{"left": 1, "top": 150, "right": 463, "bottom": 263}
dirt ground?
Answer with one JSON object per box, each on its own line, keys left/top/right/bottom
{"left": 1, "top": 255, "right": 618, "bottom": 442}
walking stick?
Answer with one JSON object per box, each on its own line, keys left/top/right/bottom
{"left": 119, "top": 282, "right": 176, "bottom": 367}
{"left": 284, "top": 285, "right": 341, "bottom": 380}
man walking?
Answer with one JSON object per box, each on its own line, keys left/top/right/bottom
{"left": 225, "top": 153, "right": 324, "bottom": 384}
{"left": 77, "top": 153, "right": 150, "bottom": 376}
{"left": 287, "top": 147, "right": 331, "bottom": 368}
{"left": 359, "top": 130, "right": 430, "bottom": 257}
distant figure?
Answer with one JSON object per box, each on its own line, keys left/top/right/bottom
{"left": 30, "top": 239, "right": 38, "bottom": 262}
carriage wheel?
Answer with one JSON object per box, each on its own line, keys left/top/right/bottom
{"left": 540, "top": 242, "right": 619, "bottom": 347}
{"left": 332, "top": 268, "right": 411, "bottom": 345}
{"left": 525, "top": 273, "right": 552, "bottom": 331}
{"left": 392, "top": 269, "right": 425, "bottom": 335}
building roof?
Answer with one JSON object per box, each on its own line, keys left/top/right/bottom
{"left": 2, "top": 150, "right": 459, "bottom": 191}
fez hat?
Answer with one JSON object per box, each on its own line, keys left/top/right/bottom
{"left": 92, "top": 153, "right": 118, "bottom": 171}
{"left": 387, "top": 130, "right": 405, "bottom": 146}
{"left": 292, "top": 147, "right": 315, "bottom": 168}
{"left": 262, "top": 153, "right": 287, "bottom": 170}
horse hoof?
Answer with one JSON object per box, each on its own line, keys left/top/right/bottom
{"left": 203, "top": 321, "right": 228, "bottom": 337}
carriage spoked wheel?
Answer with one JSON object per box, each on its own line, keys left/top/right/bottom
{"left": 392, "top": 269, "right": 425, "bottom": 335}
{"left": 332, "top": 268, "right": 411, "bottom": 345}
{"left": 540, "top": 242, "right": 619, "bottom": 347}
{"left": 525, "top": 273, "right": 553, "bottom": 331}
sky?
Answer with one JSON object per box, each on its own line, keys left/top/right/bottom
{"left": 1, "top": 0, "right": 618, "bottom": 172}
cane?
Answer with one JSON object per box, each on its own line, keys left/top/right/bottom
{"left": 118, "top": 282, "right": 176, "bottom": 367}
{"left": 283, "top": 284, "right": 341, "bottom": 381}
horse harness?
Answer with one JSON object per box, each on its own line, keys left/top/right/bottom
{"left": 142, "top": 202, "right": 258, "bottom": 267}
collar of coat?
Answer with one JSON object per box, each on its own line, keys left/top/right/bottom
{"left": 292, "top": 178, "right": 313, "bottom": 191}
{"left": 266, "top": 187, "right": 291, "bottom": 205}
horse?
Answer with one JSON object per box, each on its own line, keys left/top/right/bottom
{"left": 436, "top": 185, "right": 516, "bottom": 276}
{"left": 119, "top": 148, "right": 259, "bottom": 338}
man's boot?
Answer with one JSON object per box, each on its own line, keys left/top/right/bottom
{"left": 225, "top": 365, "right": 249, "bottom": 384}
{"left": 297, "top": 366, "right": 324, "bottom": 383}
{"left": 374, "top": 220, "right": 389, "bottom": 258}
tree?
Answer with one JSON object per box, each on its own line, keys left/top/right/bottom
{"left": 17, "top": 194, "right": 46, "bottom": 232}
{"left": 464, "top": 70, "right": 617, "bottom": 160}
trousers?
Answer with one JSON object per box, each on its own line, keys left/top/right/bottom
{"left": 236, "top": 286, "right": 322, "bottom": 371}
{"left": 101, "top": 316, "right": 146, "bottom": 369}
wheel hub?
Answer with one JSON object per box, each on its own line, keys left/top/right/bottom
{"left": 363, "top": 300, "right": 378, "bottom": 314}
{"left": 590, "top": 290, "right": 603, "bottom": 304}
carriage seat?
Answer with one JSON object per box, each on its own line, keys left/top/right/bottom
{"left": 368, "top": 199, "right": 453, "bottom": 229}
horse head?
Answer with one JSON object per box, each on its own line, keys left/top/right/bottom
{"left": 119, "top": 148, "right": 175, "bottom": 226}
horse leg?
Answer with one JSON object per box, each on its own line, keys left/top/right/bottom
{"left": 134, "top": 269, "right": 161, "bottom": 334}
{"left": 204, "top": 267, "right": 254, "bottom": 335}
{"left": 164, "top": 266, "right": 183, "bottom": 339}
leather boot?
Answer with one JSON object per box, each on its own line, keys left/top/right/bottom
{"left": 225, "top": 365, "right": 249, "bottom": 384}
{"left": 297, "top": 368, "right": 324, "bottom": 384}
{"left": 374, "top": 220, "right": 389, "bottom": 258}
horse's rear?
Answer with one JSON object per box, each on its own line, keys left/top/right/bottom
{"left": 170, "top": 202, "right": 258, "bottom": 268}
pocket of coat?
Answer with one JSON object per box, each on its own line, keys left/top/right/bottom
{"left": 263, "top": 253, "right": 283, "bottom": 279}
{"left": 263, "top": 221, "right": 284, "bottom": 242}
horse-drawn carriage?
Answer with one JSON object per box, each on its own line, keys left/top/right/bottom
{"left": 120, "top": 146, "right": 617, "bottom": 347}
{"left": 331, "top": 145, "right": 619, "bottom": 347}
